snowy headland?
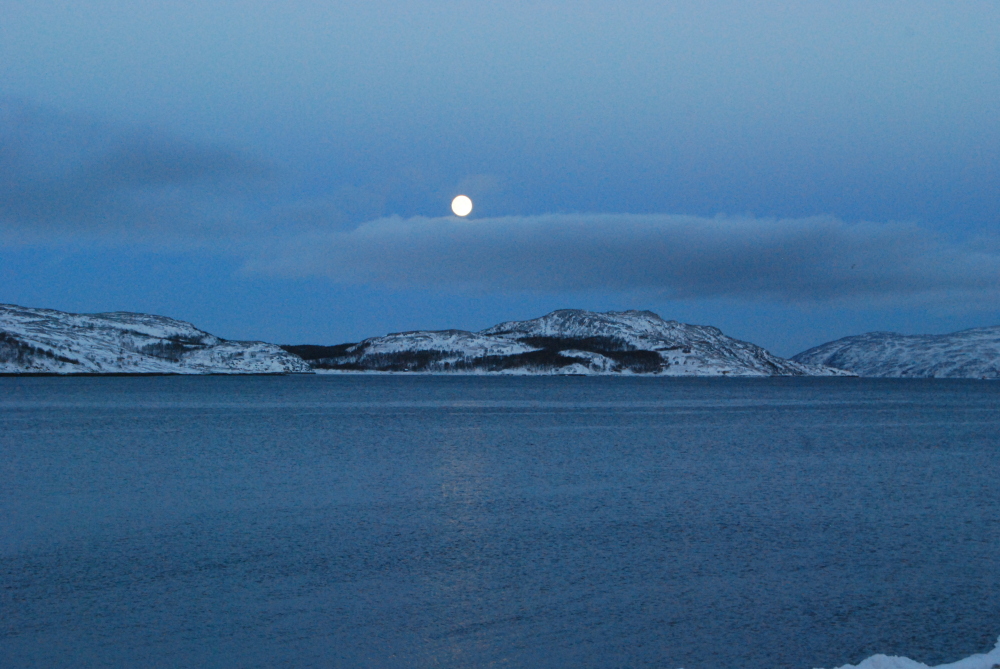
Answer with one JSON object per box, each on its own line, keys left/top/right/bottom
{"left": 793, "top": 327, "right": 1000, "bottom": 378}
{"left": 283, "top": 309, "right": 850, "bottom": 377}
{"left": 0, "top": 303, "right": 309, "bottom": 374}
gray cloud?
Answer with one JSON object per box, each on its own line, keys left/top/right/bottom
{"left": 6, "top": 102, "right": 998, "bottom": 306}
{"left": 0, "top": 100, "right": 267, "bottom": 241}
{"left": 246, "top": 213, "right": 1000, "bottom": 302}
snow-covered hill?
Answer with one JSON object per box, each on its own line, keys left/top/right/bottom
{"left": 287, "top": 309, "right": 850, "bottom": 376}
{"left": 792, "top": 326, "right": 1000, "bottom": 378}
{"left": 0, "top": 304, "right": 310, "bottom": 374}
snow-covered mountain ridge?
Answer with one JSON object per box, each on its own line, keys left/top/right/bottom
{"left": 792, "top": 326, "right": 1000, "bottom": 378}
{"left": 287, "top": 309, "right": 850, "bottom": 376}
{"left": 0, "top": 304, "right": 309, "bottom": 374}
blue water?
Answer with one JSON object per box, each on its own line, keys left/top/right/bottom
{"left": 2, "top": 376, "right": 999, "bottom": 668}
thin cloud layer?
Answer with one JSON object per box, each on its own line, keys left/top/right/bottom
{"left": 247, "top": 214, "right": 1000, "bottom": 302}
{"left": 0, "top": 100, "right": 266, "bottom": 242}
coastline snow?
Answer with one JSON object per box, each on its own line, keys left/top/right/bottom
{"left": 310, "top": 309, "right": 851, "bottom": 377}
{"left": 821, "top": 636, "right": 1000, "bottom": 669}
{"left": 792, "top": 326, "right": 1000, "bottom": 378}
{"left": 2, "top": 303, "right": 852, "bottom": 377}
{"left": 0, "top": 303, "right": 310, "bottom": 374}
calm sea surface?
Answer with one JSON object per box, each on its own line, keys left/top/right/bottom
{"left": 2, "top": 376, "right": 999, "bottom": 668}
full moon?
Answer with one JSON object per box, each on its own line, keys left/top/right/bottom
{"left": 451, "top": 195, "right": 473, "bottom": 217}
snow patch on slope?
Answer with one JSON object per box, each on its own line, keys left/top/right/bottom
{"left": 356, "top": 329, "right": 536, "bottom": 359}
{"left": 484, "top": 309, "right": 846, "bottom": 377}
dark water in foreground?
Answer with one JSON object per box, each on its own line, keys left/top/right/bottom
{"left": 2, "top": 376, "right": 999, "bottom": 669}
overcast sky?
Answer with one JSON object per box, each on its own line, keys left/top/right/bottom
{"left": 1, "top": 1, "right": 998, "bottom": 355}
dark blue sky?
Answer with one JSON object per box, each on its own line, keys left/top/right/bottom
{"left": 2, "top": 1, "right": 998, "bottom": 355}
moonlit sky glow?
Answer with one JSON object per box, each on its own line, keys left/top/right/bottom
{"left": 1, "top": 1, "right": 998, "bottom": 354}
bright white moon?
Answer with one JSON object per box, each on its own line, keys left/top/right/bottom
{"left": 451, "top": 195, "right": 473, "bottom": 217}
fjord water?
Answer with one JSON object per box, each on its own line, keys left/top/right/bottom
{"left": 2, "top": 377, "right": 999, "bottom": 669}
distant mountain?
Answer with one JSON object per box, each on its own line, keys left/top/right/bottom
{"left": 0, "top": 304, "right": 310, "bottom": 374}
{"left": 285, "top": 309, "right": 850, "bottom": 376}
{"left": 792, "top": 326, "right": 1000, "bottom": 378}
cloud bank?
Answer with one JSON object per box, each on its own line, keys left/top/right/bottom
{"left": 4, "top": 100, "right": 998, "bottom": 306}
{"left": 248, "top": 214, "right": 1000, "bottom": 303}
